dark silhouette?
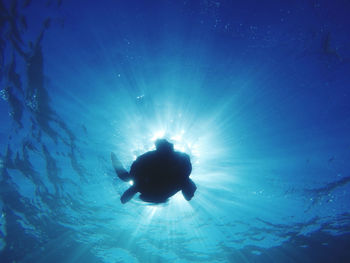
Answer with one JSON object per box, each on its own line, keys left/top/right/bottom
{"left": 111, "top": 139, "right": 197, "bottom": 204}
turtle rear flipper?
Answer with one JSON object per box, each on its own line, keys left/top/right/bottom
{"left": 182, "top": 178, "right": 197, "bottom": 201}
{"left": 111, "top": 152, "right": 131, "bottom": 182}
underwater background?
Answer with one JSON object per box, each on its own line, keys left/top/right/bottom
{"left": 1, "top": 0, "right": 350, "bottom": 262}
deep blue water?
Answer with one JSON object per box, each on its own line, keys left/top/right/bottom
{"left": 1, "top": 0, "right": 350, "bottom": 262}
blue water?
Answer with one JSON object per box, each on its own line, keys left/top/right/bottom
{"left": 1, "top": 0, "right": 350, "bottom": 262}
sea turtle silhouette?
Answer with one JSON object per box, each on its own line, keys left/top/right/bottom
{"left": 111, "top": 139, "right": 197, "bottom": 204}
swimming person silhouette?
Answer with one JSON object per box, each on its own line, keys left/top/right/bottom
{"left": 111, "top": 139, "right": 197, "bottom": 204}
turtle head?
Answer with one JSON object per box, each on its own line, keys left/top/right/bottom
{"left": 155, "top": 139, "right": 174, "bottom": 153}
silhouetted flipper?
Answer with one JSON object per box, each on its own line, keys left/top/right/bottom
{"left": 111, "top": 152, "right": 130, "bottom": 182}
{"left": 182, "top": 178, "right": 197, "bottom": 201}
{"left": 121, "top": 186, "right": 138, "bottom": 204}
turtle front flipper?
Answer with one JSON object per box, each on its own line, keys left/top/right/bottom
{"left": 182, "top": 178, "right": 197, "bottom": 201}
{"left": 121, "top": 186, "right": 138, "bottom": 204}
{"left": 111, "top": 152, "right": 131, "bottom": 182}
